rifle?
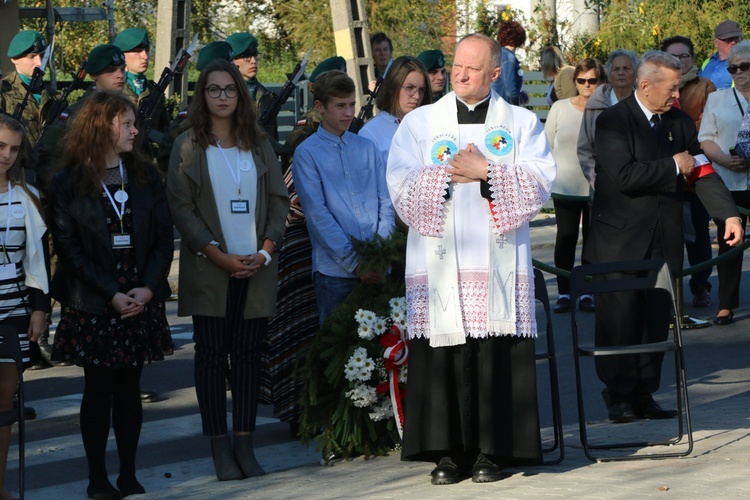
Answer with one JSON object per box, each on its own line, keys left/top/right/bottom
{"left": 136, "top": 33, "right": 198, "bottom": 145}
{"left": 258, "top": 51, "right": 310, "bottom": 136}
{"left": 349, "top": 58, "right": 392, "bottom": 134}
{"left": 12, "top": 44, "right": 52, "bottom": 122}
{"left": 35, "top": 59, "right": 87, "bottom": 149}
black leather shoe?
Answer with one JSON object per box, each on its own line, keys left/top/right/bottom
{"left": 631, "top": 396, "right": 678, "bottom": 420}
{"left": 140, "top": 388, "right": 159, "bottom": 403}
{"left": 472, "top": 453, "right": 506, "bottom": 483}
{"left": 713, "top": 311, "right": 734, "bottom": 326}
{"left": 553, "top": 297, "right": 571, "bottom": 313}
{"left": 430, "top": 457, "right": 465, "bottom": 485}
{"left": 578, "top": 296, "right": 595, "bottom": 312}
{"left": 607, "top": 401, "right": 636, "bottom": 423}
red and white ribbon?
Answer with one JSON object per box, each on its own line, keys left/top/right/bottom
{"left": 383, "top": 325, "right": 408, "bottom": 438}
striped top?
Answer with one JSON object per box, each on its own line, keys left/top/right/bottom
{"left": 0, "top": 189, "right": 31, "bottom": 321}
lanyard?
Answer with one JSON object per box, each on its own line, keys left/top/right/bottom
{"left": 215, "top": 140, "right": 243, "bottom": 200}
{"left": 1, "top": 182, "right": 11, "bottom": 261}
{"left": 733, "top": 88, "right": 746, "bottom": 117}
{"left": 101, "top": 159, "right": 127, "bottom": 233}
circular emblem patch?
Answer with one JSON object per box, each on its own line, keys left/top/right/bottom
{"left": 430, "top": 140, "right": 458, "bottom": 164}
{"left": 485, "top": 130, "right": 513, "bottom": 157}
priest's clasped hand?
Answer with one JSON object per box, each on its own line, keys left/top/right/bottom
{"left": 446, "top": 143, "right": 489, "bottom": 183}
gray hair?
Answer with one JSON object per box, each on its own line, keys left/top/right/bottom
{"left": 636, "top": 51, "right": 682, "bottom": 84}
{"left": 728, "top": 40, "right": 750, "bottom": 65}
{"left": 604, "top": 49, "right": 639, "bottom": 78}
{"left": 458, "top": 33, "right": 502, "bottom": 69}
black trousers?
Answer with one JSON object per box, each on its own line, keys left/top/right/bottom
{"left": 193, "top": 278, "right": 266, "bottom": 436}
{"left": 553, "top": 197, "right": 590, "bottom": 295}
{"left": 593, "top": 229, "right": 670, "bottom": 401}
{"left": 714, "top": 190, "right": 748, "bottom": 310}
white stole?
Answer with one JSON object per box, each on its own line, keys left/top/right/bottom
{"left": 425, "top": 92, "right": 517, "bottom": 347}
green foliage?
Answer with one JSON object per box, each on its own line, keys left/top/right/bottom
{"left": 299, "top": 232, "right": 407, "bottom": 460}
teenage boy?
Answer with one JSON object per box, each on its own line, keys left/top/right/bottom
{"left": 292, "top": 71, "right": 395, "bottom": 324}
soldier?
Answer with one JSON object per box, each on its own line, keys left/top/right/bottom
{"left": 114, "top": 27, "right": 172, "bottom": 173}
{"left": 226, "top": 32, "right": 278, "bottom": 141}
{"left": 281, "top": 56, "right": 346, "bottom": 170}
{"left": 1, "top": 30, "right": 57, "bottom": 146}
{"left": 417, "top": 49, "right": 447, "bottom": 101}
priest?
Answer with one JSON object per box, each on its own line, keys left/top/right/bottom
{"left": 386, "top": 33, "right": 556, "bottom": 485}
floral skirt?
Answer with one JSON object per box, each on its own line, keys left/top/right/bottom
{"left": 52, "top": 301, "right": 173, "bottom": 368}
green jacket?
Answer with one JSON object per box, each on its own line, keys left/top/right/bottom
{"left": 1, "top": 71, "right": 58, "bottom": 145}
{"left": 281, "top": 108, "right": 322, "bottom": 171}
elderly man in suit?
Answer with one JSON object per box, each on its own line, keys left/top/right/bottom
{"left": 585, "top": 51, "right": 743, "bottom": 423}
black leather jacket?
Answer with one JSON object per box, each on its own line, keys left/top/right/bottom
{"left": 48, "top": 164, "right": 174, "bottom": 314}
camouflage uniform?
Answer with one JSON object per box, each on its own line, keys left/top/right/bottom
{"left": 0, "top": 71, "right": 57, "bottom": 146}
{"left": 281, "top": 108, "right": 321, "bottom": 171}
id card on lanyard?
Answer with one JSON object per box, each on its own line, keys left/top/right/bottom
{"left": 101, "top": 159, "right": 132, "bottom": 249}
{"left": 216, "top": 139, "right": 251, "bottom": 214}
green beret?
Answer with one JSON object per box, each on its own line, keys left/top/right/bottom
{"left": 309, "top": 56, "right": 347, "bottom": 83}
{"left": 417, "top": 50, "right": 446, "bottom": 71}
{"left": 226, "top": 32, "right": 258, "bottom": 58}
{"left": 114, "top": 28, "right": 150, "bottom": 52}
{"left": 197, "top": 41, "right": 234, "bottom": 71}
{"left": 86, "top": 45, "right": 126, "bottom": 75}
{"left": 8, "top": 30, "right": 47, "bottom": 58}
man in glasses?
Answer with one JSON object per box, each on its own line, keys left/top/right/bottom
{"left": 417, "top": 50, "right": 447, "bottom": 101}
{"left": 700, "top": 19, "right": 743, "bottom": 90}
{"left": 226, "top": 32, "right": 277, "bottom": 142}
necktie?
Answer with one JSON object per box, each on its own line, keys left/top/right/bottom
{"left": 650, "top": 114, "right": 662, "bottom": 139}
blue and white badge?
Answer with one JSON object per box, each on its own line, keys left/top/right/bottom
{"left": 485, "top": 129, "right": 513, "bottom": 158}
{"left": 430, "top": 139, "right": 458, "bottom": 164}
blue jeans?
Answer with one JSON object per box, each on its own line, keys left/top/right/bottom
{"left": 313, "top": 272, "right": 359, "bottom": 325}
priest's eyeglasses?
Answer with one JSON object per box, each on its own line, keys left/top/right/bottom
{"left": 205, "top": 85, "right": 239, "bottom": 99}
{"left": 402, "top": 85, "right": 427, "bottom": 97}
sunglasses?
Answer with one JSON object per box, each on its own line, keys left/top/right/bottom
{"left": 727, "top": 62, "right": 750, "bottom": 74}
{"left": 575, "top": 78, "right": 599, "bottom": 85}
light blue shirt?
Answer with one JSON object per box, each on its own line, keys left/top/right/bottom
{"left": 292, "top": 125, "right": 395, "bottom": 278}
{"left": 699, "top": 52, "right": 733, "bottom": 90}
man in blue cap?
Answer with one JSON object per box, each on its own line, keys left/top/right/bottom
{"left": 417, "top": 49, "right": 447, "bottom": 101}
{"left": 1, "top": 30, "right": 58, "bottom": 145}
{"left": 226, "top": 32, "right": 278, "bottom": 140}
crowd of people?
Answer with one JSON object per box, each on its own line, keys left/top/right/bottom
{"left": 0, "top": 12, "right": 749, "bottom": 498}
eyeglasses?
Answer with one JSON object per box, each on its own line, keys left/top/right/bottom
{"left": 727, "top": 62, "right": 750, "bottom": 74}
{"left": 205, "top": 85, "right": 238, "bottom": 98}
{"left": 238, "top": 52, "right": 261, "bottom": 61}
{"left": 669, "top": 53, "right": 692, "bottom": 60}
{"left": 401, "top": 85, "right": 427, "bottom": 97}
{"left": 575, "top": 78, "right": 599, "bottom": 85}
{"left": 719, "top": 36, "right": 742, "bottom": 44}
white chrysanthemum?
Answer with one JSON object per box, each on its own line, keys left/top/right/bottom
{"left": 354, "top": 308, "right": 367, "bottom": 323}
{"left": 343, "top": 363, "right": 359, "bottom": 382}
{"left": 372, "top": 317, "right": 387, "bottom": 335}
{"left": 362, "top": 356, "right": 375, "bottom": 373}
{"left": 346, "top": 385, "right": 377, "bottom": 408}
{"left": 362, "top": 310, "right": 376, "bottom": 323}
{"left": 357, "top": 323, "right": 374, "bottom": 340}
{"left": 349, "top": 347, "right": 368, "bottom": 368}
{"left": 400, "top": 365, "right": 408, "bottom": 384}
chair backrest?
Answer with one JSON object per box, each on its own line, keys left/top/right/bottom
{"left": 0, "top": 324, "right": 23, "bottom": 371}
{"left": 533, "top": 267, "right": 551, "bottom": 311}
{"left": 569, "top": 259, "right": 675, "bottom": 303}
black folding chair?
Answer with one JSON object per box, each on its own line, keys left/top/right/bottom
{"left": 569, "top": 259, "right": 692, "bottom": 462}
{"left": 533, "top": 268, "right": 564, "bottom": 464}
{"left": 0, "top": 326, "right": 25, "bottom": 499}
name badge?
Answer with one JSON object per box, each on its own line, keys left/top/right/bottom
{"left": 112, "top": 233, "right": 133, "bottom": 249}
{"left": 231, "top": 200, "right": 250, "bottom": 214}
{"left": 11, "top": 205, "right": 25, "bottom": 219}
{"left": 0, "top": 263, "right": 16, "bottom": 281}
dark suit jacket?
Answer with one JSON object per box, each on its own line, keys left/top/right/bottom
{"left": 584, "top": 94, "right": 739, "bottom": 274}
{"left": 49, "top": 164, "right": 174, "bottom": 315}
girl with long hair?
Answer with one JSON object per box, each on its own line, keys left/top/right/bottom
{"left": 0, "top": 115, "right": 49, "bottom": 500}
{"left": 166, "top": 59, "right": 289, "bottom": 481}
{"left": 360, "top": 55, "right": 433, "bottom": 166}
{"left": 49, "top": 91, "right": 174, "bottom": 499}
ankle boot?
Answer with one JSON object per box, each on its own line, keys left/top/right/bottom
{"left": 210, "top": 435, "right": 244, "bottom": 481}
{"left": 233, "top": 434, "right": 266, "bottom": 477}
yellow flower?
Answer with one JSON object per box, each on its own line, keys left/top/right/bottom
{"left": 594, "top": 38, "right": 602, "bottom": 48}
{"left": 638, "top": 2, "right": 645, "bottom": 16}
{"left": 652, "top": 24, "right": 660, "bottom": 37}
{"left": 506, "top": 4, "right": 512, "bottom": 10}
{"left": 501, "top": 12, "right": 510, "bottom": 21}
